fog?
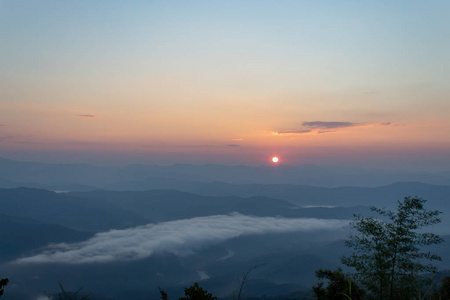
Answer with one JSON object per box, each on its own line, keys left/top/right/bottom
{"left": 16, "top": 213, "right": 349, "bottom": 264}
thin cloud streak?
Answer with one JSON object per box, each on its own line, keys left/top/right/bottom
{"left": 0, "top": 135, "right": 14, "bottom": 141}
{"left": 15, "top": 214, "right": 349, "bottom": 264}
{"left": 273, "top": 121, "right": 392, "bottom": 135}
{"left": 302, "top": 121, "right": 358, "bottom": 129}
{"left": 77, "top": 114, "right": 95, "bottom": 118}
{"left": 273, "top": 129, "right": 312, "bottom": 135}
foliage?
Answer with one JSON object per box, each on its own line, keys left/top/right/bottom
{"left": 342, "top": 197, "right": 443, "bottom": 300}
{"left": 159, "top": 286, "right": 169, "bottom": 300}
{"left": 438, "top": 276, "right": 450, "bottom": 299}
{"left": 439, "top": 277, "right": 450, "bottom": 299}
{"left": 312, "top": 268, "right": 365, "bottom": 300}
{"left": 45, "top": 282, "right": 90, "bottom": 300}
{"left": 429, "top": 276, "right": 450, "bottom": 300}
{"left": 0, "top": 278, "right": 8, "bottom": 298}
{"left": 179, "top": 282, "right": 217, "bottom": 300}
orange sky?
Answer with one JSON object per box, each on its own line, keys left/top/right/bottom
{"left": 1, "top": 1, "right": 450, "bottom": 169}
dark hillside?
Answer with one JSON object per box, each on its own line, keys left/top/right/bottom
{"left": 0, "top": 188, "right": 150, "bottom": 231}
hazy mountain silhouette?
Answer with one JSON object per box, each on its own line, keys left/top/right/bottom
{"left": 0, "top": 188, "right": 150, "bottom": 231}
{"left": 2, "top": 157, "right": 450, "bottom": 189}
{"left": 68, "top": 189, "right": 370, "bottom": 222}
{"left": 174, "top": 181, "right": 450, "bottom": 209}
{"left": 0, "top": 213, "right": 91, "bottom": 262}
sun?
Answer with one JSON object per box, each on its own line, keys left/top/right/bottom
{"left": 272, "top": 156, "right": 279, "bottom": 163}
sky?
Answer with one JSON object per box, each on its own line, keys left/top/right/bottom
{"left": 1, "top": 1, "right": 450, "bottom": 169}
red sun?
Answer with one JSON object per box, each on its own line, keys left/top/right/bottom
{"left": 272, "top": 156, "right": 279, "bottom": 163}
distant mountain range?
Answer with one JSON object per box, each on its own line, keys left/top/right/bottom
{"left": 1, "top": 156, "right": 450, "bottom": 189}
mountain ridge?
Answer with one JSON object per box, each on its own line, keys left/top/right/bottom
{"left": 2, "top": 156, "right": 450, "bottom": 188}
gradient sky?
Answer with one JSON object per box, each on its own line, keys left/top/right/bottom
{"left": 1, "top": 1, "right": 449, "bottom": 169}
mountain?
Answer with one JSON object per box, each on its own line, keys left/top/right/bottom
{"left": 0, "top": 213, "right": 91, "bottom": 262}
{"left": 0, "top": 188, "right": 150, "bottom": 231}
{"left": 2, "top": 157, "right": 450, "bottom": 189}
{"left": 70, "top": 181, "right": 450, "bottom": 232}
{"left": 68, "top": 189, "right": 369, "bottom": 222}
{"left": 0, "top": 187, "right": 370, "bottom": 233}
{"left": 174, "top": 181, "right": 450, "bottom": 209}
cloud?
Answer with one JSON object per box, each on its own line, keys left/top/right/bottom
{"left": 76, "top": 114, "right": 95, "bottom": 118}
{"left": 272, "top": 129, "right": 312, "bottom": 135}
{"left": 217, "top": 249, "right": 234, "bottom": 261}
{"left": 273, "top": 121, "right": 392, "bottom": 135}
{"left": 14, "top": 140, "right": 42, "bottom": 145}
{"left": 302, "top": 121, "right": 358, "bottom": 129}
{"left": 15, "top": 214, "right": 349, "bottom": 265}
{"left": 227, "top": 144, "right": 240, "bottom": 147}
{"left": 197, "top": 270, "right": 210, "bottom": 280}
{"left": 316, "top": 130, "right": 335, "bottom": 134}
{"left": 0, "top": 135, "right": 14, "bottom": 141}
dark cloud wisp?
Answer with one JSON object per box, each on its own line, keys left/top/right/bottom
{"left": 0, "top": 135, "right": 14, "bottom": 141}
{"left": 273, "top": 121, "right": 392, "bottom": 135}
{"left": 276, "top": 129, "right": 312, "bottom": 134}
{"left": 302, "top": 121, "right": 358, "bottom": 129}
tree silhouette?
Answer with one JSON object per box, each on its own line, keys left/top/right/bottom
{"left": 45, "top": 282, "right": 90, "bottom": 300}
{"left": 0, "top": 278, "right": 8, "bottom": 298}
{"left": 342, "top": 197, "right": 443, "bottom": 300}
{"left": 438, "top": 276, "right": 450, "bottom": 300}
{"left": 179, "top": 282, "right": 217, "bottom": 300}
{"left": 159, "top": 286, "right": 169, "bottom": 300}
{"left": 231, "top": 264, "right": 263, "bottom": 300}
{"left": 312, "top": 268, "right": 365, "bottom": 300}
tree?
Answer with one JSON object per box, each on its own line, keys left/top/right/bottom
{"left": 231, "top": 264, "right": 264, "bottom": 300}
{"left": 342, "top": 197, "right": 443, "bottom": 300}
{"left": 179, "top": 282, "right": 217, "bottom": 300}
{"left": 427, "top": 276, "right": 450, "bottom": 300}
{"left": 45, "top": 282, "right": 90, "bottom": 300}
{"left": 436, "top": 276, "right": 450, "bottom": 300}
{"left": 0, "top": 278, "right": 8, "bottom": 298}
{"left": 159, "top": 286, "right": 169, "bottom": 300}
{"left": 312, "top": 268, "right": 365, "bottom": 300}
